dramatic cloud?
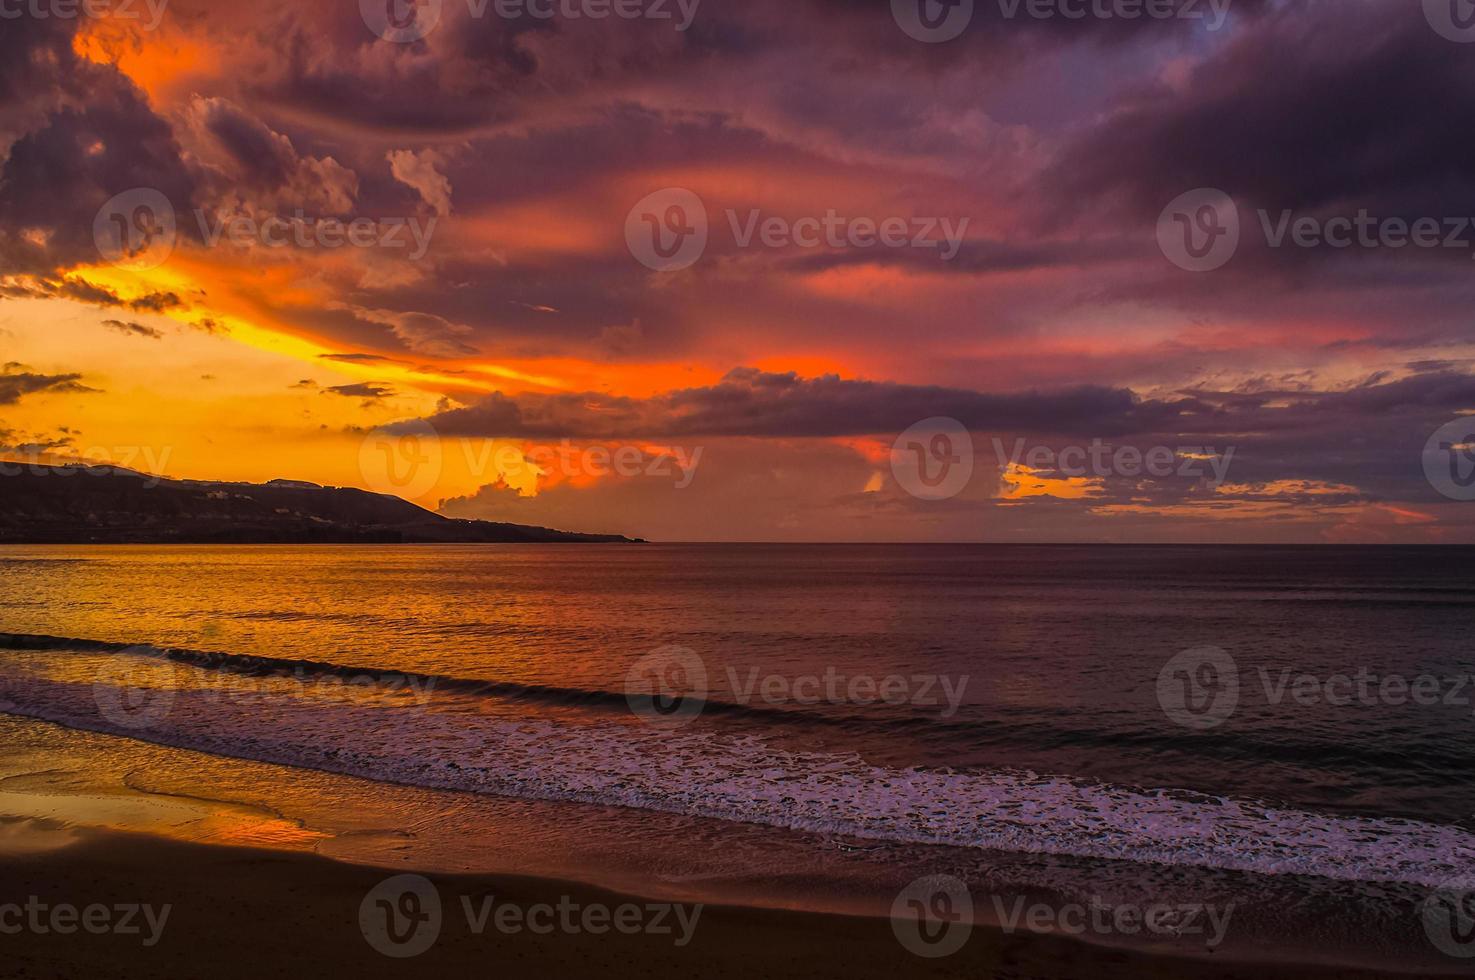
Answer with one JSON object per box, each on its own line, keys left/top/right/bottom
{"left": 0, "top": 425, "right": 76, "bottom": 456}
{"left": 324, "top": 383, "right": 394, "bottom": 401}
{"left": 187, "top": 96, "right": 360, "bottom": 215}
{"left": 387, "top": 149, "right": 453, "bottom": 217}
{"left": 414, "top": 367, "right": 1475, "bottom": 449}
{"left": 1051, "top": 1, "right": 1475, "bottom": 221}
{"left": 0, "top": 0, "right": 1470, "bottom": 540}
{"left": 413, "top": 368, "right": 1193, "bottom": 438}
{"left": 0, "top": 364, "right": 99, "bottom": 405}
{"left": 0, "top": 21, "right": 195, "bottom": 275}
{"left": 101, "top": 319, "right": 164, "bottom": 339}
{"left": 1, "top": 276, "right": 183, "bottom": 313}
{"left": 319, "top": 353, "right": 402, "bottom": 364}
{"left": 339, "top": 308, "right": 478, "bottom": 359}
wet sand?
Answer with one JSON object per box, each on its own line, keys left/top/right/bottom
{"left": 0, "top": 826, "right": 1440, "bottom": 980}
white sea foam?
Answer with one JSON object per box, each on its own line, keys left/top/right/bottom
{"left": 1, "top": 652, "right": 1473, "bottom": 890}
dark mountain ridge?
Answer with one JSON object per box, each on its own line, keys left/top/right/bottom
{"left": 0, "top": 463, "right": 641, "bottom": 544}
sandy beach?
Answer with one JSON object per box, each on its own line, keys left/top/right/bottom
{"left": 0, "top": 824, "right": 1439, "bottom": 980}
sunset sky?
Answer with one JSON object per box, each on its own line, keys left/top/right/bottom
{"left": 3, "top": 0, "right": 1475, "bottom": 541}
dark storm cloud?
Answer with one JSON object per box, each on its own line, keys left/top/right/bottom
{"left": 319, "top": 353, "right": 404, "bottom": 364}
{"left": 0, "top": 426, "right": 76, "bottom": 455}
{"left": 194, "top": 98, "right": 298, "bottom": 188}
{"left": 231, "top": 3, "right": 549, "bottom": 135}
{"left": 0, "top": 364, "right": 99, "bottom": 405}
{"left": 218, "top": 0, "right": 1274, "bottom": 139}
{"left": 1049, "top": 1, "right": 1475, "bottom": 221}
{"left": 408, "top": 364, "right": 1475, "bottom": 512}
{"left": 409, "top": 367, "right": 1199, "bottom": 438}
{"left": 812, "top": 0, "right": 1272, "bottom": 53}
{"left": 414, "top": 366, "right": 1475, "bottom": 444}
{"left": 0, "top": 20, "right": 195, "bottom": 276}
{"left": 997, "top": 0, "right": 1475, "bottom": 352}
{"left": 101, "top": 320, "right": 164, "bottom": 340}
{"left": 0, "top": 277, "right": 185, "bottom": 314}
{"left": 1166, "top": 372, "right": 1475, "bottom": 435}
{"left": 1407, "top": 359, "right": 1475, "bottom": 374}
{"left": 783, "top": 235, "right": 1126, "bottom": 276}
{"left": 323, "top": 383, "right": 395, "bottom": 401}
{"left": 0, "top": 18, "right": 82, "bottom": 145}
{"left": 1099, "top": 369, "right": 1475, "bottom": 506}
{"left": 186, "top": 97, "right": 360, "bottom": 215}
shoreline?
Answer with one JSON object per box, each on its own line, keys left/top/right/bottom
{"left": 0, "top": 695, "right": 1464, "bottom": 977}
{"left": 0, "top": 824, "right": 1440, "bottom": 980}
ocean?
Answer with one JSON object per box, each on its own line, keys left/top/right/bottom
{"left": 1, "top": 543, "right": 1472, "bottom": 971}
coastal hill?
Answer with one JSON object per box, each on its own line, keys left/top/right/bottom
{"left": 0, "top": 463, "right": 641, "bottom": 544}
